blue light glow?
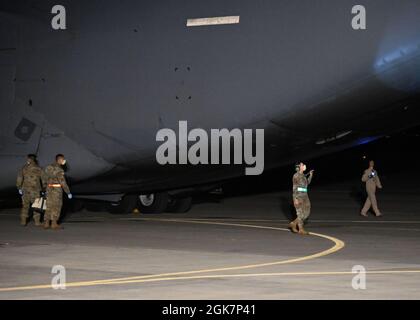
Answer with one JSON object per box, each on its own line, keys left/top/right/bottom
{"left": 374, "top": 39, "right": 420, "bottom": 92}
{"left": 374, "top": 43, "right": 419, "bottom": 69}
{"left": 354, "top": 136, "right": 381, "bottom": 146}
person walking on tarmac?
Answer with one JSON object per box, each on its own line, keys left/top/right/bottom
{"left": 360, "top": 160, "right": 383, "bottom": 217}
{"left": 16, "top": 154, "right": 43, "bottom": 226}
{"left": 289, "top": 162, "right": 314, "bottom": 235}
{"left": 42, "top": 154, "right": 72, "bottom": 230}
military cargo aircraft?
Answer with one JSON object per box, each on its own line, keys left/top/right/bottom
{"left": 1, "top": 0, "right": 420, "bottom": 213}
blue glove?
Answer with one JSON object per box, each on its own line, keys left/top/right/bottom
{"left": 68, "top": 193, "right": 73, "bottom": 199}
{"left": 18, "top": 189, "right": 23, "bottom": 196}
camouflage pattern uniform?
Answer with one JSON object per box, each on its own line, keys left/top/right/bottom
{"left": 292, "top": 172, "right": 312, "bottom": 223}
{"left": 42, "top": 163, "right": 70, "bottom": 223}
{"left": 361, "top": 168, "right": 382, "bottom": 216}
{"left": 16, "top": 159, "right": 43, "bottom": 224}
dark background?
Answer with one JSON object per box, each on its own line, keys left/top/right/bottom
{"left": 222, "top": 124, "right": 420, "bottom": 196}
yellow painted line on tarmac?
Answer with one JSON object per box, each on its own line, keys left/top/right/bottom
{"left": 0, "top": 219, "right": 344, "bottom": 292}
{"left": 2, "top": 269, "right": 420, "bottom": 292}
{"left": 198, "top": 219, "right": 420, "bottom": 224}
{"left": 58, "top": 269, "right": 420, "bottom": 286}
{"left": 95, "top": 218, "right": 345, "bottom": 281}
{"left": 120, "top": 217, "right": 420, "bottom": 224}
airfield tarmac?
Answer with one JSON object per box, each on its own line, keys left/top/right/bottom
{"left": 0, "top": 188, "right": 420, "bottom": 299}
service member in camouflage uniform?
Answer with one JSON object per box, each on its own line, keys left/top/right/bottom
{"left": 289, "top": 162, "right": 314, "bottom": 235}
{"left": 360, "top": 160, "right": 383, "bottom": 217}
{"left": 16, "top": 154, "right": 43, "bottom": 226}
{"left": 42, "top": 154, "right": 72, "bottom": 230}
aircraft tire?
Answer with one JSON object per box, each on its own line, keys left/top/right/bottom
{"left": 137, "top": 192, "right": 169, "bottom": 214}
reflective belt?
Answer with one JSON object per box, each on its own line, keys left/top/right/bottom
{"left": 48, "top": 184, "right": 61, "bottom": 188}
{"left": 297, "top": 187, "right": 308, "bottom": 193}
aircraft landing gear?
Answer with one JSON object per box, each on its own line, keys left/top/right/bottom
{"left": 109, "top": 192, "right": 193, "bottom": 214}
{"left": 137, "top": 192, "right": 169, "bottom": 214}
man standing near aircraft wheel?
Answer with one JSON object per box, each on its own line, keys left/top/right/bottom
{"left": 289, "top": 162, "right": 314, "bottom": 235}
{"left": 42, "top": 154, "right": 72, "bottom": 230}
{"left": 16, "top": 154, "right": 43, "bottom": 226}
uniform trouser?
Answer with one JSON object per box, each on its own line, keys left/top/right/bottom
{"left": 21, "top": 190, "right": 40, "bottom": 220}
{"left": 294, "top": 194, "right": 311, "bottom": 223}
{"left": 45, "top": 188, "right": 63, "bottom": 221}
{"left": 361, "top": 190, "right": 380, "bottom": 215}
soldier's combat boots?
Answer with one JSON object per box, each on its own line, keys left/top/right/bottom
{"left": 51, "top": 220, "right": 63, "bottom": 230}
{"left": 297, "top": 221, "right": 309, "bottom": 235}
{"left": 43, "top": 219, "right": 51, "bottom": 229}
{"left": 289, "top": 219, "right": 299, "bottom": 233}
{"left": 33, "top": 216, "right": 42, "bottom": 227}
{"left": 20, "top": 216, "right": 27, "bottom": 226}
